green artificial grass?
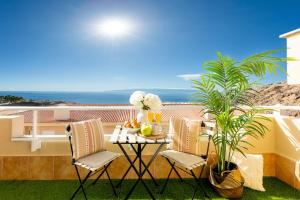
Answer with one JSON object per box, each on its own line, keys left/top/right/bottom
{"left": 0, "top": 178, "right": 298, "bottom": 200}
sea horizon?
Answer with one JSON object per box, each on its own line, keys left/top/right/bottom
{"left": 0, "top": 89, "right": 197, "bottom": 104}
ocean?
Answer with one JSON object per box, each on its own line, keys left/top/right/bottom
{"left": 0, "top": 89, "right": 197, "bottom": 104}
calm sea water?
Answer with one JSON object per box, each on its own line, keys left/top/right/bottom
{"left": 0, "top": 89, "right": 197, "bottom": 104}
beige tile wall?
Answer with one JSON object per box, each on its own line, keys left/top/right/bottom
{"left": 0, "top": 153, "right": 298, "bottom": 191}
{"left": 275, "top": 154, "right": 300, "bottom": 190}
{"left": 0, "top": 153, "right": 276, "bottom": 180}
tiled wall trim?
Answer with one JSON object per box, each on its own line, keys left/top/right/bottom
{"left": 0, "top": 153, "right": 298, "bottom": 190}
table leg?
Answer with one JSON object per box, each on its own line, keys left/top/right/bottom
{"left": 130, "top": 144, "right": 159, "bottom": 186}
{"left": 138, "top": 144, "right": 142, "bottom": 175}
{"left": 137, "top": 143, "right": 155, "bottom": 200}
{"left": 132, "top": 143, "right": 164, "bottom": 199}
{"left": 117, "top": 143, "right": 143, "bottom": 200}
{"left": 117, "top": 143, "right": 165, "bottom": 200}
{"left": 116, "top": 144, "right": 147, "bottom": 188}
{"left": 140, "top": 143, "right": 164, "bottom": 177}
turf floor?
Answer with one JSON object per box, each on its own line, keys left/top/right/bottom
{"left": 0, "top": 178, "right": 298, "bottom": 200}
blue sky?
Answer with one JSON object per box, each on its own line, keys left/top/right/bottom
{"left": 0, "top": 0, "right": 299, "bottom": 91}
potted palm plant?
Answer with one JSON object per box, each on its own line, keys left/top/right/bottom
{"left": 192, "top": 50, "right": 287, "bottom": 198}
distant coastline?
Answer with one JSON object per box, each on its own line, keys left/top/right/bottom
{"left": 3, "top": 82, "right": 299, "bottom": 106}
{"left": 0, "top": 89, "right": 197, "bottom": 105}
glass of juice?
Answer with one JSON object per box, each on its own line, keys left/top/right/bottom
{"left": 155, "top": 111, "right": 162, "bottom": 123}
{"left": 147, "top": 111, "right": 154, "bottom": 123}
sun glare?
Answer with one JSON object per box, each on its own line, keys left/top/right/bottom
{"left": 97, "top": 18, "right": 133, "bottom": 39}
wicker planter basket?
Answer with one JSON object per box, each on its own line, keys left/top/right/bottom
{"left": 209, "top": 163, "right": 244, "bottom": 199}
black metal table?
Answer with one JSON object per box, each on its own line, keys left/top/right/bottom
{"left": 110, "top": 125, "right": 170, "bottom": 200}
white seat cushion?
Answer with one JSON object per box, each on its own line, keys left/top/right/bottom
{"left": 75, "top": 151, "right": 121, "bottom": 171}
{"left": 160, "top": 150, "right": 206, "bottom": 170}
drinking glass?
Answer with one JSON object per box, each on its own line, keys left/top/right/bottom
{"left": 147, "top": 111, "right": 154, "bottom": 123}
{"left": 155, "top": 111, "right": 162, "bottom": 123}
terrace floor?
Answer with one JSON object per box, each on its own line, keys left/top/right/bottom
{"left": 0, "top": 178, "right": 298, "bottom": 200}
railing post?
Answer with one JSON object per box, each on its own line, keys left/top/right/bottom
{"left": 31, "top": 110, "right": 41, "bottom": 152}
{"left": 273, "top": 104, "right": 281, "bottom": 116}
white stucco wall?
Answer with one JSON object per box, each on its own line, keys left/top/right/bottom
{"left": 282, "top": 31, "right": 300, "bottom": 84}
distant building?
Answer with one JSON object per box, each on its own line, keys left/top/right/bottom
{"left": 280, "top": 28, "right": 300, "bottom": 85}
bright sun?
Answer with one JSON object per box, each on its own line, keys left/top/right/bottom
{"left": 97, "top": 18, "right": 133, "bottom": 39}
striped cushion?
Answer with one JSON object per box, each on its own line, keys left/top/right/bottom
{"left": 70, "top": 119, "right": 106, "bottom": 160}
{"left": 169, "top": 117, "right": 203, "bottom": 155}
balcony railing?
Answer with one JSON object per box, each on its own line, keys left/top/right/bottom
{"left": 0, "top": 103, "right": 299, "bottom": 190}
{"left": 0, "top": 104, "right": 204, "bottom": 151}
{"left": 1, "top": 103, "right": 300, "bottom": 152}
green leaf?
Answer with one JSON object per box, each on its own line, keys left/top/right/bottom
{"left": 192, "top": 50, "right": 286, "bottom": 173}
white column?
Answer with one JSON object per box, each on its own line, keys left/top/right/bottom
{"left": 31, "top": 110, "right": 41, "bottom": 152}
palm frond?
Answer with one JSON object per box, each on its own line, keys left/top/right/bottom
{"left": 191, "top": 50, "right": 286, "bottom": 172}
{"left": 240, "top": 49, "right": 287, "bottom": 77}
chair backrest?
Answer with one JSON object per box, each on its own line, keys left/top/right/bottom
{"left": 168, "top": 117, "right": 212, "bottom": 156}
{"left": 67, "top": 118, "right": 106, "bottom": 160}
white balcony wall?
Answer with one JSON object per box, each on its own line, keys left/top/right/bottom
{"left": 280, "top": 29, "right": 300, "bottom": 85}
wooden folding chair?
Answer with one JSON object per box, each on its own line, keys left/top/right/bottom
{"left": 159, "top": 118, "right": 213, "bottom": 199}
{"left": 67, "top": 119, "right": 120, "bottom": 200}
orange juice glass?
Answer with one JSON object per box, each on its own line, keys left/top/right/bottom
{"left": 147, "top": 111, "right": 154, "bottom": 123}
{"left": 155, "top": 112, "right": 162, "bottom": 123}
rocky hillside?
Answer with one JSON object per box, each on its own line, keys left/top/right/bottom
{"left": 257, "top": 82, "right": 300, "bottom": 106}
